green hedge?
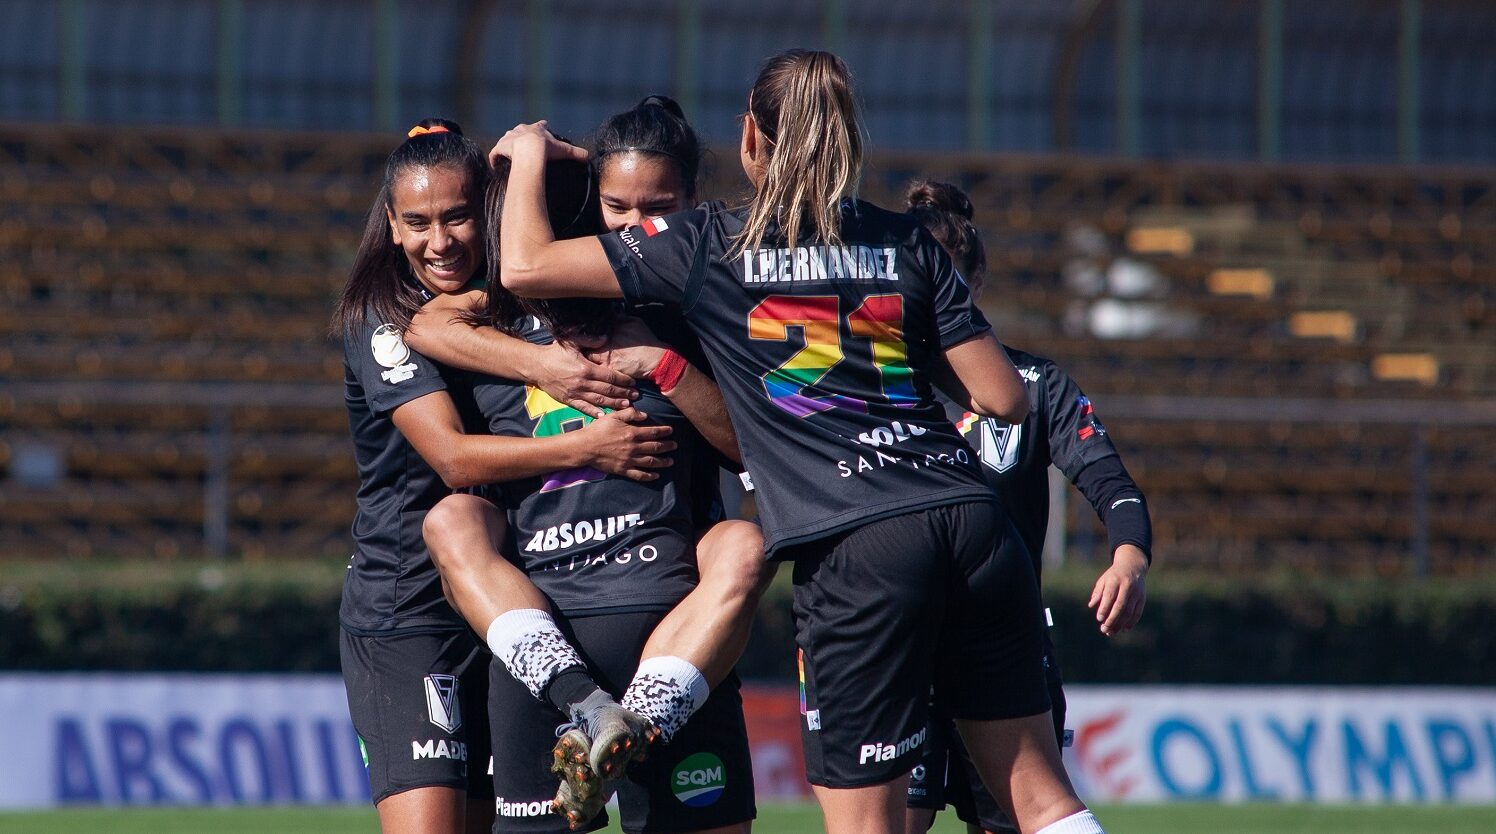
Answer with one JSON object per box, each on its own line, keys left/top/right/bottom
{"left": 3, "top": 561, "right": 1494, "bottom": 686}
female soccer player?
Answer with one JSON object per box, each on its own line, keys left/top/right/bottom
{"left": 422, "top": 155, "right": 756, "bottom": 833}
{"left": 330, "top": 120, "right": 673, "bottom": 834}
{"left": 405, "top": 97, "right": 770, "bottom": 762}
{"left": 900, "top": 181, "right": 1151, "bottom": 834}
{"left": 492, "top": 50, "right": 1107, "bottom": 834}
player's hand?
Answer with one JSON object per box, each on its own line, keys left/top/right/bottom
{"left": 581, "top": 407, "right": 675, "bottom": 481}
{"left": 529, "top": 341, "right": 637, "bottom": 418}
{"left": 585, "top": 317, "right": 668, "bottom": 380}
{"left": 488, "top": 121, "right": 589, "bottom": 168}
{"left": 1088, "top": 544, "right": 1148, "bottom": 637}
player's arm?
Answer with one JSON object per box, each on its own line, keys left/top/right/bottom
{"left": 492, "top": 123, "right": 623, "bottom": 299}
{"left": 390, "top": 391, "right": 675, "bottom": 487}
{"left": 1072, "top": 457, "right": 1151, "bottom": 637}
{"left": 1042, "top": 364, "right": 1151, "bottom": 636}
{"left": 403, "top": 289, "right": 635, "bottom": 418}
{"left": 938, "top": 333, "right": 1030, "bottom": 424}
{"left": 587, "top": 318, "right": 742, "bottom": 464}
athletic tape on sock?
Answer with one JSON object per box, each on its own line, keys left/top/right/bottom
{"left": 486, "top": 609, "right": 586, "bottom": 701}
{"left": 621, "top": 656, "right": 708, "bottom": 742}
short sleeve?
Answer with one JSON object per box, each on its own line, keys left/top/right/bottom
{"left": 925, "top": 230, "right": 992, "bottom": 349}
{"left": 1043, "top": 361, "right": 1120, "bottom": 479}
{"left": 599, "top": 207, "right": 709, "bottom": 308}
{"left": 345, "top": 317, "right": 448, "bottom": 416}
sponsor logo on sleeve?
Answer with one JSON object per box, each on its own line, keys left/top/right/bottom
{"left": 424, "top": 674, "right": 462, "bottom": 733}
{"left": 371, "top": 324, "right": 417, "bottom": 384}
{"left": 642, "top": 216, "right": 670, "bottom": 237}
{"left": 672, "top": 752, "right": 727, "bottom": 806}
{"left": 618, "top": 227, "right": 644, "bottom": 259}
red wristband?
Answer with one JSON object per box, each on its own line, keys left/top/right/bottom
{"left": 649, "top": 349, "right": 688, "bottom": 392}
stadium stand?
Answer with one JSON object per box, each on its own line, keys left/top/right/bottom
{"left": 1, "top": 123, "right": 1491, "bottom": 575}
{"left": 8, "top": 0, "right": 1496, "bottom": 580}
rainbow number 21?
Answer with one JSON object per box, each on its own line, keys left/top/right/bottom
{"left": 525, "top": 386, "right": 607, "bottom": 491}
{"left": 747, "top": 294, "right": 916, "bottom": 418}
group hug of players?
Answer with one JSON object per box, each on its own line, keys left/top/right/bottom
{"left": 333, "top": 49, "right": 1151, "bottom": 834}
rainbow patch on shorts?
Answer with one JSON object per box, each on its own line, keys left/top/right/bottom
{"left": 797, "top": 649, "right": 807, "bottom": 714}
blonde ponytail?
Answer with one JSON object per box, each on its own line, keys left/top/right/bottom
{"left": 732, "top": 49, "right": 865, "bottom": 256}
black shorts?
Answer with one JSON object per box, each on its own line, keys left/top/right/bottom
{"left": 788, "top": 499, "right": 1050, "bottom": 787}
{"left": 908, "top": 639, "right": 1069, "bottom": 833}
{"left": 340, "top": 627, "right": 493, "bottom": 804}
{"left": 488, "top": 610, "right": 756, "bottom": 834}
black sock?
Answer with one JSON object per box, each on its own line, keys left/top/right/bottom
{"left": 545, "top": 666, "right": 603, "bottom": 715}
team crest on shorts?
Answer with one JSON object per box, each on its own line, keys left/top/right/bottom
{"left": 424, "top": 674, "right": 462, "bottom": 733}
{"left": 371, "top": 323, "right": 417, "bottom": 384}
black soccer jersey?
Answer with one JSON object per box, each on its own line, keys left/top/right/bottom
{"left": 942, "top": 346, "right": 1121, "bottom": 574}
{"left": 340, "top": 310, "right": 484, "bottom": 634}
{"left": 600, "top": 200, "right": 994, "bottom": 555}
{"left": 469, "top": 317, "right": 701, "bottom": 615}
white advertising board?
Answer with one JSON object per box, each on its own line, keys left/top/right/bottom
{"left": 1, "top": 676, "right": 1493, "bottom": 808}
{"left": 1061, "top": 685, "right": 1496, "bottom": 804}
{"left": 0, "top": 674, "right": 367, "bottom": 809}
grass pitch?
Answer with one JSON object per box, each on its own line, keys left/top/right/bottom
{"left": 1, "top": 803, "right": 1493, "bottom": 833}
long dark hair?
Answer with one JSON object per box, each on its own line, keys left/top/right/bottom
{"left": 905, "top": 179, "right": 986, "bottom": 283}
{"left": 472, "top": 153, "right": 617, "bottom": 340}
{"left": 593, "top": 95, "right": 703, "bottom": 201}
{"left": 330, "top": 118, "right": 489, "bottom": 335}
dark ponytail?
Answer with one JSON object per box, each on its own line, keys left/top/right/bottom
{"left": 906, "top": 179, "right": 986, "bottom": 283}
{"left": 593, "top": 95, "right": 703, "bottom": 200}
{"left": 330, "top": 118, "right": 489, "bottom": 335}
{"left": 472, "top": 150, "right": 617, "bottom": 341}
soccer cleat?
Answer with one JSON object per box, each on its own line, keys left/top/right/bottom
{"left": 550, "top": 777, "right": 608, "bottom": 831}
{"left": 569, "top": 696, "right": 658, "bottom": 781}
{"left": 550, "top": 728, "right": 601, "bottom": 803}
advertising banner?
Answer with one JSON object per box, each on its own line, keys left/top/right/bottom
{"left": 2, "top": 676, "right": 1492, "bottom": 808}
{"left": 0, "top": 674, "right": 368, "bottom": 809}
{"left": 1062, "top": 685, "right": 1496, "bottom": 804}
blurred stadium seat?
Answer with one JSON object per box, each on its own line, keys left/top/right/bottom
{"left": 2, "top": 0, "right": 1494, "bottom": 576}
{"left": 1, "top": 122, "right": 1492, "bottom": 574}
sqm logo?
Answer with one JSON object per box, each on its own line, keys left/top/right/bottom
{"left": 425, "top": 674, "right": 462, "bottom": 733}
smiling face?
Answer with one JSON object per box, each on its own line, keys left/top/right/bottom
{"left": 597, "top": 152, "right": 689, "bottom": 232}
{"left": 385, "top": 164, "right": 480, "bottom": 296}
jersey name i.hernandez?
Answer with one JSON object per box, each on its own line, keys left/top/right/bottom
{"left": 341, "top": 307, "right": 484, "bottom": 634}
{"left": 601, "top": 200, "right": 994, "bottom": 555}
{"left": 469, "top": 317, "right": 701, "bottom": 615}
{"left": 944, "top": 347, "right": 1121, "bottom": 576}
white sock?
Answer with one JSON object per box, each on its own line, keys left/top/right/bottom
{"left": 1035, "top": 810, "right": 1104, "bottom": 834}
{"left": 485, "top": 608, "right": 586, "bottom": 701}
{"left": 620, "top": 656, "right": 709, "bottom": 742}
